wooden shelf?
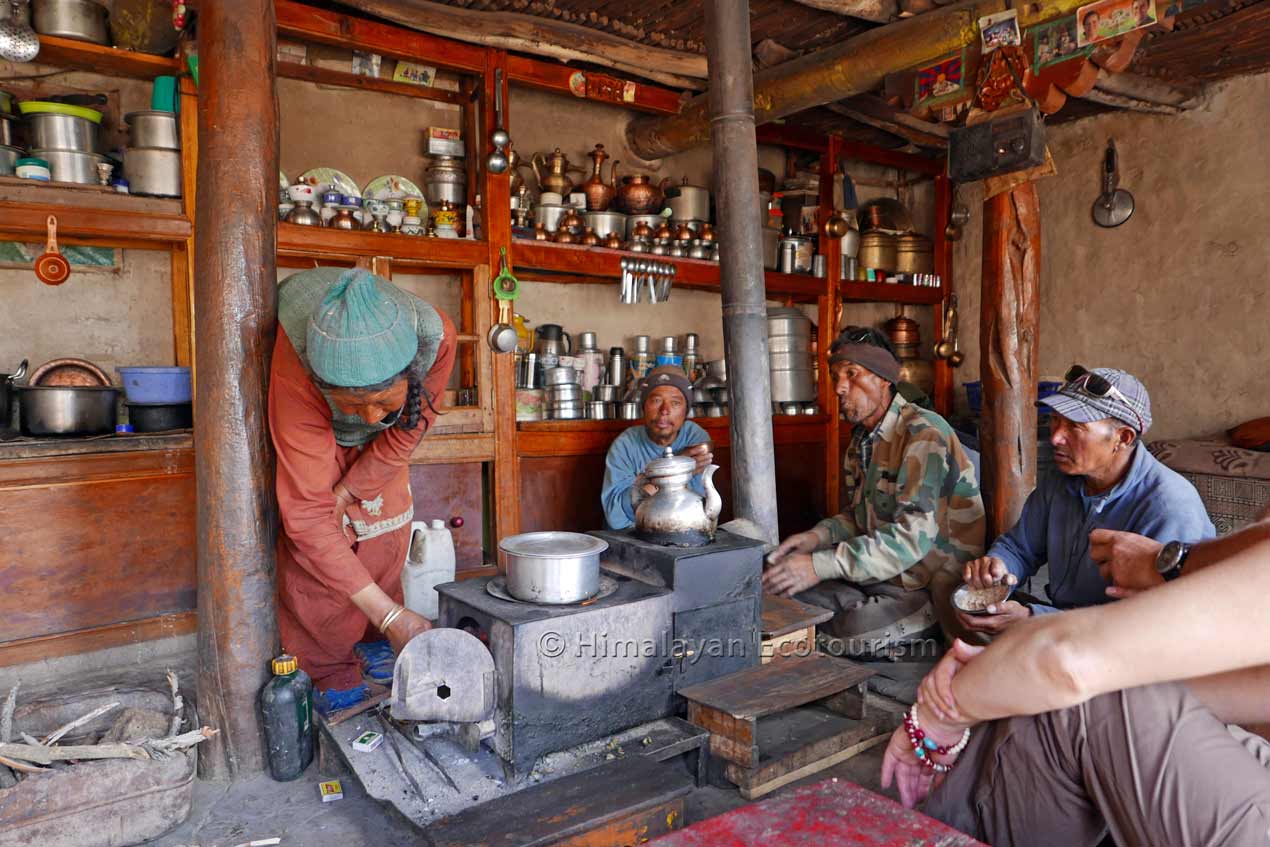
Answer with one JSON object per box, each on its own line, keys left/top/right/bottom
{"left": 276, "top": 223, "right": 487, "bottom": 270}
{"left": 839, "top": 279, "right": 944, "bottom": 305}
{"left": 0, "top": 178, "right": 189, "bottom": 246}
{"left": 34, "top": 35, "right": 181, "bottom": 80}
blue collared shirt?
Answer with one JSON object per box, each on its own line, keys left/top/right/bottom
{"left": 989, "top": 441, "right": 1215, "bottom": 614}
{"left": 601, "top": 421, "right": 710, "bottom": 530}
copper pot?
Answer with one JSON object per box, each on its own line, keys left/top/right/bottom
{"left": 631, "top": 220, "right": 653, "bottom": 240}
{"left": 895, "top": 231, "right": 934, "bottom": 274}
{"left": 858, "top": 231, "right": 897, "bottom": 272}
{"left": 675, "top": 223, "right": 695, "bottom": 242}
{"left": 654, "top": 221, "right": 673, "bottom": 241}
{"left": 581, "top": 227, "right": 599, "bottom": 246}
{"left": 559, "top": 207, "right": 584, "bottom": 235}
{"left": 885, "top": 311, "right": 921, "bottom": 346}
{"left": 617, "top": 174, "right": 672, "bottom": 215}
{"left": 580, "top": 144, "right": 619, "bottom": 211}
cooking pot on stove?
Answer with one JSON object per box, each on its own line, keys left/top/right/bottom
{"left": 499, "top": 531, "right": 608, "bottom": 604}
{"left": 633, "top": 447, "right": 722, "bottom": 546}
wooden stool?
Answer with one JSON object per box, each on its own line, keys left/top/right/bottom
{"left": 646, "top": 778, "right": 988, "bottom": 846}
{"left": 680, "top": 652, "right": 883, "bottom": 799}
{"left": 761, "top": 595, "right": 833, "bottom": 663}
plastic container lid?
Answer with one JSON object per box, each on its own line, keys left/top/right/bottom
{"left": 16, "top": 157, "right": 49, "bottom": 168}
{"left": 18, "top": 101, "right": 104, "bottom": 124}
{"left": 115, "top": 424, "right": 134, "bottom": 433}
{"left": 272, "top": 654, "right": 298, "bottom": 675}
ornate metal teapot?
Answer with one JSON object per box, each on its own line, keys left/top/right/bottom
{"left": 632, "top": 447, "right": 721, "bottom": 547}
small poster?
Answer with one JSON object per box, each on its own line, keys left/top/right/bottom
{"left": 1032, "top": 16, "right": 1094, "bottom": 71}
{"left": 351, "top": 50, "right": 382, "bottom": 78}
{"left": 392, "top": 61, "right": 437, "bottom": 87}
{"left": 979, "top": 10, "right": 1022, "bottom": 53}
{"left": 915, "top": 52, "right": 966, "bottom": 108}
{"left": 1076, "top": 0, "right": 1157, "bottom": 45}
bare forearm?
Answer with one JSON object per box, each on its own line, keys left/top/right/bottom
{"left": 1183, "top": 514, "right": 1270, "bottom": 574}
{"left": 1184, "top": 665, "right": 1270, "bottom": 725}
{"left": 951, "top": 538, "right": 1270, "bottom": 723}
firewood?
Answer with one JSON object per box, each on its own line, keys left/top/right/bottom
{"left": 0, "top": 726, "right": 218, "bottom": 765}
{"left": 0, "top": 753, "right": 48, "bottom": 774}
{"left": 166, "top": 670, "right": 184, "bottom": 737}
{"left": 0, "top": 681, "right": 17, "bottom": 744}
{"left": 42, "top": 702, "right": 120, "bottom": 746}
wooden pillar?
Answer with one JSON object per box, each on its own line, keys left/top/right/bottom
{"left": 194, "top": 0, "right": 280, "bottom": 778}
{"left": 979, "top": 184, "right": 1040, "bottom": 539}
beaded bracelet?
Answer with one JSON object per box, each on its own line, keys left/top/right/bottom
{"left": 379, "top": 604, "right": 406, "bottom": 633}
{"left": 903, "top": 703, "right": 970, "bottom": 773}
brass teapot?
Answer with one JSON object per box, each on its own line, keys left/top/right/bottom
{"left": 580, "top": 144, "right": 620, "bottom": 211}
{"left": 617, "top": 173, "right": 673, "bottom": 215}
{"left": 531, "top": 147, "right": 586, "bottom": 197}
{"left": 632, "top": 447, "right": 722, "bottom": 547}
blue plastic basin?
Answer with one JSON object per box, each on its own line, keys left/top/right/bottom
{"left": 117, "top": 366, "right": 191, "bottom": 404}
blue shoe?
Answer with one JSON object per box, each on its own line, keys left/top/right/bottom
{"left": 314, "top": 684, "right": 370, "bottom": 718}
{"left": 363, "top": 655, "right": 395, "bottom": 685}
{"left": 355, "top": 640, "right": 397, "bottom": 684}
{"left": 353, "top": 640, "right": 393, "bottom": 663}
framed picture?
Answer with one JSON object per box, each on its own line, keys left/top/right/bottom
{"left": 979, "top": 9, "right": 1022, "bottom": 53}
{"left": 1076, "top": 0, "right": 1157, "bottom": 46}
{"left": 1032, "top": 16, "right": 1094, "bottom": 71}
{"left": 914, "top": 51, "right": 967, "bottom": 108}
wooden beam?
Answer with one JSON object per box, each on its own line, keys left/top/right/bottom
{"left": 980, "top": 184, "right": 1040, "bottom": 538}
{"left": 278, "top": 60, "right": 465, "bottom": 106}
{"left": 194, "top": 0, "right": 280, "bottom": 779}
{"left": 1079, "top": 69, "right": 1203, "bottom": 113}
{"left": 790, "top": 0, "right": 898, "bottom": 23}
{"left": 329, "top": 0, "right": 707, "bottom": 89}
{"left": 826, "top": 96, "right": 949, "bottom": 149}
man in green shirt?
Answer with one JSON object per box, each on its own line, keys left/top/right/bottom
{"left": 764, "top": 327, "right": 985, "bottom": 657}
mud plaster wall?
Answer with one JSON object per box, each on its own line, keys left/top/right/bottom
{"left": 951, "top": 72, "right": 1269, "bottom": 440}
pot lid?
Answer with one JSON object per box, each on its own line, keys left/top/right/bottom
{"left": 499, "top": 531, "right": 608, "bottom": 558}
{"left": 644, "top": 447, "right": 696, "bottom": 478}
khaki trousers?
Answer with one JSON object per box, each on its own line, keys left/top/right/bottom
{"left": 923, "top": 682, "right": 1270, "bottom": 847}
{"left": 796, "top": 579, "right": 940, "bottom": 657}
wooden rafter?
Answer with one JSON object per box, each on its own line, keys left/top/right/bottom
{"left": 828, "top": 95, "right": 949, "bottom": 148}
{"left": 789, "top": 0, "right": 899, "bottom": 23}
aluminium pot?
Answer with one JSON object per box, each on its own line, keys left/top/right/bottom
{"left": 0, "top": 144, "right": 21, "bottom": 175}
{"left": 665, "top": 179, "right": 710, "bottom": 223}
{"left": 499, "top": 531, "right": 608, "bottom": 604}
{"left": 18, "top": 385, "right": 118, "bottom": 436}
{"left": 125, "top": 110, "right": 180, "bottom": 150}
{"left": 33, "top": 0, "right": 110, "bottom": 45}
{"left": 584, "top": 210, "right": 626, "bottom": 240}
{"left": 0, "top": 113, "right": 20, "bottom": 148}
{"left": 31, "top": 148, "right": 105, "bottom": 184}
{"left": 26, "top": 111, "right": 97, "bottom": 152}
{"left": 123, "top": 147, "right": 182, "bottom": 197}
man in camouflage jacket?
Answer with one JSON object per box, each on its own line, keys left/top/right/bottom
{"left": 764, "top": 327, "right": 985, "bottom": 656}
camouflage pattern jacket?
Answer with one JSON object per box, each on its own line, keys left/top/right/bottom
{"left": 811, "top": 393, "right": 985, "bottom": 590}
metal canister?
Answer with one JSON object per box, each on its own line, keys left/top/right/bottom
{"left": 766, "top": 306, "right": 815, "bottom": 403}
{"left": 425, "top": 155, "right": 467, "bottom": 206}
{"left": 895, "top": 231, "right": 934, "bottom": 274}
{"left": 778, "top": 238, "right": 797, "bottom": 274}
{"left": 858, "top": 231, "right": 898, "bottom": 273}
{"left": 618, "top": 401, "right": 640, "bottom": 420}
{"left": 587, "top": 400, "right": 608, "bottom": 420}
{"left": 607, "top": 347, "right": 625, "bottom": 387}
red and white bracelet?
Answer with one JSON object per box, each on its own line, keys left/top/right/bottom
{"left": 904, "top": 703, "right": 971, "bottom": 773}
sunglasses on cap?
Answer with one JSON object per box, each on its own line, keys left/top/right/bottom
{"left": 831, "top": 328, "right": 877, "bottom": 351}
{"left": 1063, "top": 365, "right": 1144, "bottom": 432}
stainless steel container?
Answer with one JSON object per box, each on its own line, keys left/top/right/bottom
{"left": 32, "top": 148, "right": 105, "bottom": 184}
{"left": 125, "top": 110, "right": 179, "bottom": 150}
{"left": 777, "top": 238, "right": 796, "bottom": 274}
{"left": 762, "top": 227, "right": 780, "bottom": 270}
{"left": 607, "top": 347, "right": 625, "bottom": 386}
{"left": 593, "top": 384, "right": 620, "bottom": 403}
{"left": 26, "top": 112, "right": 96, "bottom": 152}
{"left": 618, "top": 401, "right": 640, "bottom": 420}
{"left": 586, "top": 400, "right": 608, "bottom": 420}
{"left": 767, "top": 306, "right": 815, "bottom": 403}
{"left": 123, "top": 147, "right": 182, "bottom": 197}
{"left": 550, "top": 405, "right": 584, "bottom": 420}
{"left": 534, "top": 203, "right": 567, "bottom": 233}
{"left": 0, "top": 113, "right": 19, "bottom": 148}
{"left": 544, "top": 366, "right": 576, "bottom": 386}
{"left": 0, "top": 144, "right": 21, "bottom": 175}
{"left": 584, "top": 210, "right": 627, "bottom": 239}
{"left": 33, "top": 0, "right": 110, "bottom": 45}
{"left": 665, "top": 181, "right": 710, "bottom": 222}
{"left": 425, "top": 155, "right": 466, "bottom": 206}
{"left": 547, "top": 384, "right": 582, "bottom": 402}
{"left": 18, "top": 385, "right": 118, "bottom": 435}
{"left": 499, "top": 531, "right": 607, "bottom": 604}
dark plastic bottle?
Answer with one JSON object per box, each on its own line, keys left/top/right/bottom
{"left": 259, "top": 653, "right": 314, "bottom": 781}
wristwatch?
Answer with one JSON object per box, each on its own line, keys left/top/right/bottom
{"left": 1155, "top": 541, "right": 1190, "bottom": 581}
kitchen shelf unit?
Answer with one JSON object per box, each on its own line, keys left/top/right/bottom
{"left": 33, "top": 34, "right": 183, "bottom": 79}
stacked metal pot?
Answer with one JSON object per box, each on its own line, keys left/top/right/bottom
{"left": 767, "top": 307, "right": 815, "bottom": 407}
{"left": 124, "top": 110, "right": 182, "bottom": 197}
{"left": 20, "top": 101, "right": 109, "bottom": 184}
{"left": 543, "top": 366, "right": 583, "bottom": 420}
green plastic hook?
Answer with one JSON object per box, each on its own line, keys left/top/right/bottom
{"left": 492, "top": 246, "right": 520, "bottom": 300}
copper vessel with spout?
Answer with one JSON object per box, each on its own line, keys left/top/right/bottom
{"left": 617, "top": 173, "right": 672, "bottom": 215}
{"left": 531, "top": 147, "right": 586, "bottom": 197}
{"left": 580, "top": 144, "right": 619, "bottom": 211}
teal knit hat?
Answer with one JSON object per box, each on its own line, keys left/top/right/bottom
{"left": 305, "top": 269, "right": 419, "bottom": 388}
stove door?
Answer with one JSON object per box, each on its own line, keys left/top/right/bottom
{"left": 672, "top": 596, "right": 760, "bottom": 690}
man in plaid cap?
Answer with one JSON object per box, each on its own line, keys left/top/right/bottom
{"left": 959, "top": 366, "right": 1215, "bottom": 636}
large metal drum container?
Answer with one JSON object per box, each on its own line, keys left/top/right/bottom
{"left": 766, "top": 306, "right": 815, "bottom": 403}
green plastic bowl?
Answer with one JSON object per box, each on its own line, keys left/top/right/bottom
{"left": 17, "top": 101, "right": 104, "bottom": 124}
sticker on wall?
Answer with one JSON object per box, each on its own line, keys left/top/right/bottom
{"left": 351, "top": 50, "right": 382, "bottom": 78}
{"left": 979, "top": 9, "right": 1022, "bottom": 53}
{"left": 1031, "top": 16, "right": 1095, "bottom": 71}
{"left": 914, "top": 51, "right": 967, "bottom": 109}
{"left": 568, "top": 71, "right": 587, "bottom": 98}
{"left": 0, "top": 241, "right": 118, "bottom": 270}
{"left": 392, "top": 61, "right": 437, "bottom": 87}
{"left": 1076, "top": 0, "right": 1157, "bottom": 45}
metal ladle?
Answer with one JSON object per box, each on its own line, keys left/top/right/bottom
{"left": 487, "top": 69, "right": 510, "bottom": 175}
{"left": 0, "top": 1, "right": 38, "bottom": 63}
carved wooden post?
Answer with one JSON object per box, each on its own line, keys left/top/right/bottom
{"left": 980, "top": 184, "right": 1040, "bottom": 538}
{"left": 194, "top": 0, "right": 280, "bottom": 778}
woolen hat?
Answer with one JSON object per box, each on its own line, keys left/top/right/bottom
{"left": 306, "top": 268, "right": 419, "bottom": 388}
{"left": 1039, "top": 367, "right": 1153, "bottom": 434}
{"left": 640, "top": 365, "right": 693, "bottom": 404}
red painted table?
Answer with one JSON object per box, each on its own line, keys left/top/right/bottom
{"left": 648, "top": 779, "right": 987, "bottom": 846}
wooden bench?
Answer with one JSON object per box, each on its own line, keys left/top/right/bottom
{"left": 680, "top": 652, "right": 884, "bottom": 799}
{"left": 647, "top": 778, "right": 988, "bottom": 846}
{"left": 761, "top": 595, "right": 833, "bottom": 663}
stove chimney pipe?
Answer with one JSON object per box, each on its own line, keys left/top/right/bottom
{"left": 706, "top": 0, "right": 778, "bottom": 546}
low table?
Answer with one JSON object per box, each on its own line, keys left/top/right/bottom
{"left": 647, "top": 778, "right": 988, "bottom": 846}
{"left": 761, "top": 595, "right": 833, "bottom": 663}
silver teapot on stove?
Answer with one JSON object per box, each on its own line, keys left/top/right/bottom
{"left": 632, "top": 447, "right": 721, "bottom": 547}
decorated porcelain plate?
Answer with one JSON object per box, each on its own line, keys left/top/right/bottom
{"left": 296, "top": 167, "right": 360, "bottom": 199}
{"left": 363, "top": 174, "right": 425, "bottom": 204}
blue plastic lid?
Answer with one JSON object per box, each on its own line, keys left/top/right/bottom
{"left": 115, "top": 424, "right": 134, "bottom": 434}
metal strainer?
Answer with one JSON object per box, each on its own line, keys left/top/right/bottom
{"left": 0, "top": 1, "right": 38, "bottom": 64}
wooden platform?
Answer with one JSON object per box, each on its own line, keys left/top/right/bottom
{"left": 681, "top": 652, "right": 882, "bottom": 799}
{"left": 760, "top": 595, "right": 833, "bottom": 663}
{"left": 646, "top": 778, "right": 988, "bottom": 846}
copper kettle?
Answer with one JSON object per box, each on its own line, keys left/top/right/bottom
{"left": 580, "top": 144, "right": 620, "bottom": 211}
{"left": 617, "top": 174, "right": 672, "bottom": 215}
{"left": 531, "top": 148, "right": 586, "bottom": 197}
